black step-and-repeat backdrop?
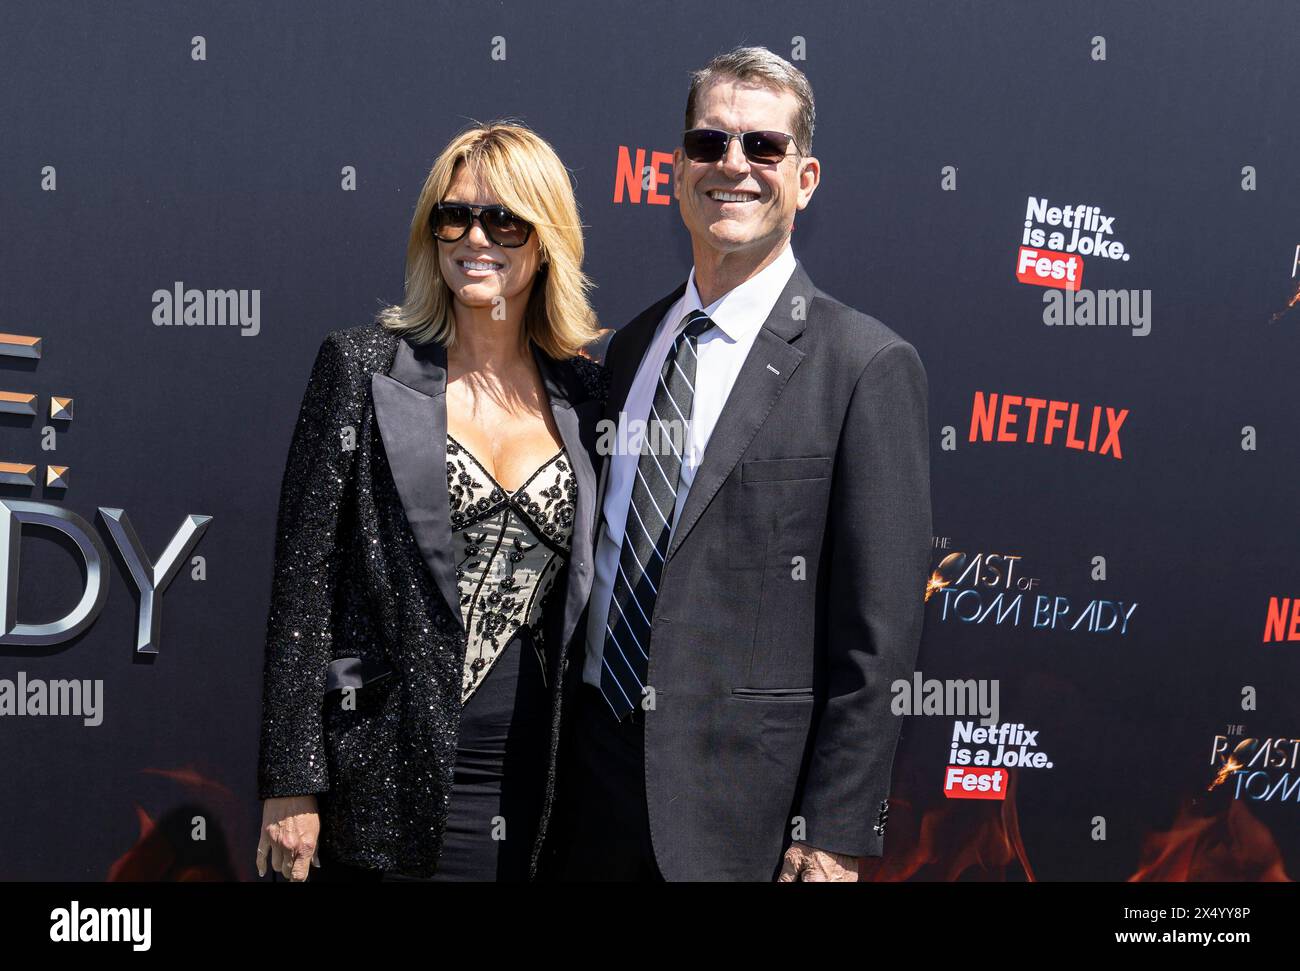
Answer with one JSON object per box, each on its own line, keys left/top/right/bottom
{"left": 0, "top": 1, "right": 1296, "bottom": 881}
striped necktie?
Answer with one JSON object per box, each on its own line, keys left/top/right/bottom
{"left": 598, "top": 310, "right": 713, "bottom": 721}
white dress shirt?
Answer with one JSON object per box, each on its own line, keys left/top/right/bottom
{"left": 582, "top": 241, "right": 798, "bottom": 687}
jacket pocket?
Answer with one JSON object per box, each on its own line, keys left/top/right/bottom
{"left": 741, "top": 456, "right": 832, "bottom": 482}
{"left": 320, "top": 657, "right": 400, "bottom": 792}
{"left": 731, "top": 686, "right": 815, "bottom": 701}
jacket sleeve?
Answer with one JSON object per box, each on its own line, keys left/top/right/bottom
{"left": 257, "top": 331, "right": 360, "bottom": 799}
{"left": 797, "top": 339, "right": 932, "bottom": 857}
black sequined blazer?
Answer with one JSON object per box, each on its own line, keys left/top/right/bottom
{"left": 256, "top": 321, "right": 607, "bottom": 878}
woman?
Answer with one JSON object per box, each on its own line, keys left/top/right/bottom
{"left": 254, "top": 121, "right": 607, "bottom": 881}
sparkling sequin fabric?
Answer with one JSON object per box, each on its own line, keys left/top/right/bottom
{"left": 446, "top": 434, "right": 575, "bottom": 702}
{"left": 257, "top": 322, "right": 607, "bottom": 879}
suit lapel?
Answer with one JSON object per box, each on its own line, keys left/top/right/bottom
{"left": 372, "top": 334, "right": 603, "bottom": 649}
{"left": 530, "top": 342, "right": 600, "bottom": 656}
{"left": 665, "top": 261, "right": 817, "bottom": 561}
{"left": 371, "top": 337, "right": 464, "bottom": 629}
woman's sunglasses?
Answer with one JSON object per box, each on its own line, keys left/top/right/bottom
{"left": 682, "top": 128, "right": 800, "bottom": 165}
{"left": 429, "top": 202, "right": 534, "bottom": 248}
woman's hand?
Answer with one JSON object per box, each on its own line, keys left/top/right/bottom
{"left": 257, "top": 795, "right": 321, "bottom": 881}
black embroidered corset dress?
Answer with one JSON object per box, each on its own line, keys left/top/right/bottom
{"left": 386, "top": 433, "right": 574, "bottom": 881}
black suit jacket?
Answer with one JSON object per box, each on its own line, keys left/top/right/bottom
{"left": 256, "top": 321, "right": 605, "bottom": 878}
{"left": 583, "top": 261, "right": 932, "bottom": 881}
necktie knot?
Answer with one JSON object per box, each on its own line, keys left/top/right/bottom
{"left": 679, "top": 311, "right": 713, "bottom": 342}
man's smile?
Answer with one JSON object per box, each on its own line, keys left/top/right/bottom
{"left": 705, "top": 188, "right": 762, "bottom": 204}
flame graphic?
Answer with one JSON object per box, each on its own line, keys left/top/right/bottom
{"left": 1207, "top": 737, "right": 1258, "bottom": 792}
{"left": 1129, "top": 797, "right": 1291, "bottom": 881}
{"left": 1270, "top": 281, "right": 1300, "bottom": 322}
{"left": 107, "top": 765, "right": 240, "bottom": 881}
{"left": 925, "top": 552, "right": 965, "bottom": 603}
{"left": 861, "top": 771, "right": 1036, "bottom": 881}
{"left": 1209, "top": 757, "right": 1245, "bottom": 791}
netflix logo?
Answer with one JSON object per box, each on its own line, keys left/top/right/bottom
{"left": 1263, "top": 597, "right": 1300, "bottom": 643}
{"left": 613, "top": 145, "right": 673, "bottom": 205}
{"left": 968, "top": 391, "right": 1129, "bottom": 459}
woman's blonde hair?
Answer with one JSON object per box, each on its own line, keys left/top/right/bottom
{"left": 376, "top": 120, "right": 599, "bottom": 358}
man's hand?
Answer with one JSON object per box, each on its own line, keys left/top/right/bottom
{"left": 777, "top": 841, "right": 862, "bottom": 882}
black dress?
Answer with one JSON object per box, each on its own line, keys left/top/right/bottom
{"left": 380, "top": 434, "right": 575, "bottom": 882}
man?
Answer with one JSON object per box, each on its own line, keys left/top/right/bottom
{"left": 551, "top": 46, "right": 932, "bottom": 882}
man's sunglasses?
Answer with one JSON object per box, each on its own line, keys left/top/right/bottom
{"left": 429, "top": 202, "right": 534, "bottom": 248}
{"left": 682, "top": 128, "right": 800, "bottom": 165}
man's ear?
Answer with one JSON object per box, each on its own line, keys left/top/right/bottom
{"left": 796, "top": 155, "right": 821, "bottom": 210}
{"left": 672, "top": 147, "right": 684, "bottom": 200}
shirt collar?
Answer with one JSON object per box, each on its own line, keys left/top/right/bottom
{"left": 675, "top": 241, "right": 797, "bottom": 342}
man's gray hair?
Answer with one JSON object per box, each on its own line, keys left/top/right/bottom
{"left": 684, "top": 46, "right": 815, "bottom": 156}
